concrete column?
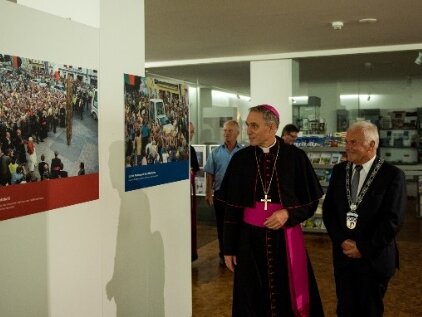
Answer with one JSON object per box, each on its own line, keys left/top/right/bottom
{"left": 250, "top": 59, "right": 299, "bottom": 135}
{"left": 198, "top": 88, "right": 212, "bottom": 143}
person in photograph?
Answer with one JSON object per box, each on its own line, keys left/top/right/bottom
{"left": 78, "top": 162, "right": 85, "bottom": 176}
{"left": 125, "top": 156, "right": 132, "bottom": 167}
{"left": 161, "top": 147, "right": 169, "bottom": 163}
{"left": 221, "top": 105, "right": 325, "bottom": 316}
{"left": 38, "top": 154, "right": 49, "bottom": 181}
{"left": 1, "top": 131, "right": 13, "bottom": 154}
{"left": 134, "top": 130, "right": 142, "bottom": 166}
{"left": 281, "top": 123, "right": 300, "bottom": 145}
{"left": 203, "top": 120, "right": 242, "bottom": 266}
{"left": 78, "top": 96, "right": 84, "bottom": 120}
{"left": 26, "top": 137, "right": 37, "bottom": 176}
{"left": 28, "top": 111, "right": 39, "bottom": 144}
{"left": 322, "top": 121, "right": 406, "bottom": 317}
{"left": 11, "top": 165, "right": 25, "bottom": 185}
{"left": 145, "top": 137, "right": 153, "bottom": 160}
{"left": 13, "top": 129, "right": 26, "bottom": 165}
{"left": 52, "top": 106, "right": 59, "bottom": 133}
{"left": 141, "top": 122, "right": 150, "bottom": 156}
{"left": 50, "top": 151, "right": 62, "bottom": 178}
{"left": 41, "top": 163, "right": 51, "bottom": 180}
{"left": 47, "top": 104, "right": 54, "bottom": 132}
{"left": 0, "top": 146, "right": 12, "bottom": 185}
{"left": 59, "top": 105, "right": 66, "bottom": 127}
{"left": 39, "top": 111, "right": 48, "bottom": 140}
{"left": 8, "top": 156, "right": 18, "bottom": 176}
{"left": 189, "top": 122, "right": 200, "bottom": 261}
{"left": 149, "top": 140, "right": 158, "bottom": 162}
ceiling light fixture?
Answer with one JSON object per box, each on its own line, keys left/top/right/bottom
{"left": 331, "top": 21, "right": 344, "bottom": 30}
{"left": 415, "top": 52, "right": 422, "bottom": 66}
{"left": 364, "top": 62, "right": 373, "bottom": 69}
{"left": 289, "top": 96, "right": 309, "bottom": 104}
{"left": 359, "top": 18, "right": 377, "bottom": 23}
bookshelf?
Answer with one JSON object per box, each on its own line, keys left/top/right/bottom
{"left": 379, "top": 129, "right": 419, "bottom": 165}
{"left": 301, "top": 146, "right": 346, "bottom": 233}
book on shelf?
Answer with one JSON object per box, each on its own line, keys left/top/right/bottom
{"left": 330, "top": 153, "right": 342, "bottom": 165}
{"left": 309, "top": 152, "right": 321, "bottom": 164}
{"left": 315, "top": 204, "right": 323, "bottom": 215}
{"left": 326, "top": 169, "right": 333, "bottom": 183}
{"left": 313, "top": 218, "right": 323, "bottom": 228}
{"left": 195, "top": 176, "right": 206, "bottom": 195}
{"left": 302, "top": 217, "right": 326, "bottom": 231}
{"left": 319, "top": 152, "right": 331, "bottom": 165}
{"left": 314, "top": 169, "right": 328, "bottom": 182}
{"left": 314, "top": 169, "right": 333, "bottom": 183}
{"left": 303, "top": 219, "right": 315, "bottom": 228}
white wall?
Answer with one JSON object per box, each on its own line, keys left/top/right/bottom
{"left": 0, "top": 2, "right": 101, "bottom": 317}
{"left": 18, "top": 0, "right": 100, "bottom": 27}
{"left": 0, "top": 1, "right": 192, "bottom": 317}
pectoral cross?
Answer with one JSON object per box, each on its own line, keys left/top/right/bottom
{"left": 261, "top": 194, "right": 271, "bottom": 211}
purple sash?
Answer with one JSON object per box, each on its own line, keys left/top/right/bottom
{"left": 244, "top": 202, "right": 310, "bottom": 317}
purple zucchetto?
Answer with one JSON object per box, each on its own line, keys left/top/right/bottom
{"left": 261, "top": 104, "right": 280, "bottom": 119}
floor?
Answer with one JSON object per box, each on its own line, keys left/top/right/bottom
{"left": 192, "top": 198, "right": 422, "bottom": 317}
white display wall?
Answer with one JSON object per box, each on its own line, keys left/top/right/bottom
{"left": 18, "top": 0, "right": 99, "bottom": 27}
{"left": 0, "top": 1, "right": 191, "bottom": 317}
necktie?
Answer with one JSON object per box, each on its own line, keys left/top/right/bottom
{"left": 351, "top": 165, "right": 363, "bottom": 202}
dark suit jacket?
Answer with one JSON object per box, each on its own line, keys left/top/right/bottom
{"left": 322, "top": 157, "right": 406, "bottom": 279}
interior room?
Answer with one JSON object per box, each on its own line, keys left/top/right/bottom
{"left": 1, "top": 1, "right": 422, "bottom": 317}
{"left": 149, "top": 50, "right": 422, "bottom": 316}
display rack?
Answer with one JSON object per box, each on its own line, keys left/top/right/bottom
{"left": 336, "top": 108, "right": 381, "bottom": 132}
{"left": 292, "top": 96, "right": 324, "bottom": 135}
{"left": 379, "top": 129, "right": 419, "bottom": 164}
{"left": 192, "top": 144, "right": 219, "bottom": 196}
{"left": 191, "top": 144, "right": 207, "bottom": 196}
{"left": 395, "top": 165, "right": 422, "bottom": 218}
{"left": 300, "top": 146, "right": 346, "bottom": 233}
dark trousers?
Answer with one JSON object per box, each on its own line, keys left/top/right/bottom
{"left": 335, "top": 264, "right": 390, "bottom": 317}
{"left": 213, "top": 190, "right": 225, "bottom": 259}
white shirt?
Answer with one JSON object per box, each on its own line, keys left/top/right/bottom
{"left": 353, "top": 155, "right": 377, "bottom": 195}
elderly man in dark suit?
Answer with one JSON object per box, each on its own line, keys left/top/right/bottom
{"left": 323, "top": 121, "right": 406, "bottom": 317}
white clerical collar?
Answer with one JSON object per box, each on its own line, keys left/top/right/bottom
{"left": 259, "top": 138, "right": 277, "bottom": 153}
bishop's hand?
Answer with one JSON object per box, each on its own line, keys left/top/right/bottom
{"left": 264, "top": 209, "right": 289, "bottom": 230}
{"left": 224, "top": 255, "right": 237, "bottom": 272}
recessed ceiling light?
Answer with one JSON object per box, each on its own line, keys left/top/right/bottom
{"left": 331, "top": 21, "right": 344, "bottom": 30}
{"left": 359, "top": 18, "right": 377, "bottom": 23}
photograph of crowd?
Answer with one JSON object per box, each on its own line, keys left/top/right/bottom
{"left": 124, "top": 74, "right": 190, "bottom": 189}
{"left": 0, "top": 53, "right": 99, "bottom": 188}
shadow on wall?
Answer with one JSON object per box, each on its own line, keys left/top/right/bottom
{"left": 106, "top": 141, "right": 165, "bottom": 316}
{"left": 0, "top": 215, "right": 48, "bottom": 317}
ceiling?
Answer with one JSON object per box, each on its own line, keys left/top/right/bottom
{"left": 145, "top": 0, "right": 422, "bottom": 95}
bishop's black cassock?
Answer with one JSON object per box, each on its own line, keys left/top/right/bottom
{"left": 220, "top": 137, "right": 325, "bottom": 317}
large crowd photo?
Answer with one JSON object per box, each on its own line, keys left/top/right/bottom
{"left": 124, "top": 75, "right": 190, "bottom": 168}
{"left": 0, "top": 53, "right": 98, "bottom": 188}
